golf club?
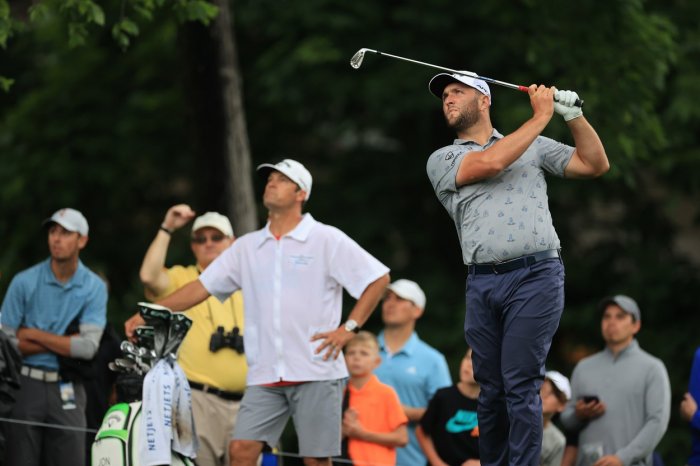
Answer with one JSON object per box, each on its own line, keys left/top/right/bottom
{"left": 138, "top": 302, "right": 172, "bottom": 359}
{"left": 350, "top": 48, "right": 583, "bottom": 107}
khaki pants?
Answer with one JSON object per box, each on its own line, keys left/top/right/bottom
{"left": 191, "top": 388, "right": 241, "bottom": 466}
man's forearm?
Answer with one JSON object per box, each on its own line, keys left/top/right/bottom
{"left": 157, "top": 278, "right": 210, "bottom": 312}
{"left": 566, "top": 116, "right": 609, "bottom": 177}
{"left": 139, "top": 229, "right": 172, "bottom": 297}
{"left": 346, "top": 273, "right": 390, "bottom": 327}
{"left": 456, "top": 114, "right": 550, "bottom": 186}
{"left": 21, "top": 329, "right": 72, "bottom": 357}
{"left": 18, "top": 338, "right": 49, "bottom": 356}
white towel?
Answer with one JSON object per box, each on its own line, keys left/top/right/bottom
{"left": 138, "top": 356, "right": 198, "bottom": 465}
{"left": 171, "top": 360, "right": 198, "bottom": 457}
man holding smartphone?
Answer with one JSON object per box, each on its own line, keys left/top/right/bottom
{"left": 559, "top": 295, "right": 671, "bottom": 466}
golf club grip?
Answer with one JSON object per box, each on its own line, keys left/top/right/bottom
{"left": 517, "top": 86, "right": 583, "bottom": 108}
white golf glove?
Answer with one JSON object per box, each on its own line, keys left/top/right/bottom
{"left": 553, "top": 89, "right": 583, "bottom": 121}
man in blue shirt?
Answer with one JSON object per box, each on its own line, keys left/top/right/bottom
{"left": 375, "top": 279, "right": 452, "bottom": 466}
{"left": 1, "top": 208, "right": 108, "bottom": 466}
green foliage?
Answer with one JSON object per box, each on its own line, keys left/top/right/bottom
{"left": 0, "top": 0, "right": 11, "bottom": 48}
{"left": 173, "top": 0, "right": 218, "bottom": 25}
{"left": 0, "top": 76, "right": 12, "bottom": 91}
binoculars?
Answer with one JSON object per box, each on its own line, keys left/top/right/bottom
{"left": 209, "top": 326, "right": 244, "bottom": 354}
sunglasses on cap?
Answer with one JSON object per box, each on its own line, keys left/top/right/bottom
{"left": 191, "top": 234, "right": 227, "bottom": 244}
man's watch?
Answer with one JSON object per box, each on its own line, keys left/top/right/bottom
{"left": 343, "top": 319, "right": 361, "bottom": 333}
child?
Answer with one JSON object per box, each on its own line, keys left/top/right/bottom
{"left": 341, "top": 331, "right": 408, "bottom": 466}
{"left": 417, "top": 348, "right": 480, "bottom": 466}
{"left": 540, "top": 370, "right": 571, "bottom": 466}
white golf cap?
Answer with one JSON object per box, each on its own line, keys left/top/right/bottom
{"left": 429, "top": 73, "right": 491, "bottom": 101}
{"left": 387, "top": 279, "right": 426, "bottom": 309}
{"left": 545, "top": 370, "right": 571, "bottom": 401}
{"left": 43, "top": 208, "right": 89, "bottom": 236}
{"left": 191, "top": 212, "right": 234, "bottom": 237}
{"left": 257, "top": 159, "right": 313, "bottom": 201}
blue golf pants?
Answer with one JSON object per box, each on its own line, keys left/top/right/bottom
{"left": 465, "top": 258, "right": 565, "bottom": 466}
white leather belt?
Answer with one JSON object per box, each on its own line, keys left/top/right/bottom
{"left": 21, "top": 365, "right": 59, "bottom": 382}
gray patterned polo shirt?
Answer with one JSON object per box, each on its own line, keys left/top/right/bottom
{"left": 426, "top": 129, "right": 574, "bottom": 265}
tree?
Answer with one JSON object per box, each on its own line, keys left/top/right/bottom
{"left": 0, "top": 0, "right": 258, "bottom": 235}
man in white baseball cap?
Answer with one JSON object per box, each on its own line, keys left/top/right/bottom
{"left": 1, "top": 208, "right": 107, "bottom": 466}
{"left": 429, "top": 73, "right": 491, "bottom": 103}
{"left": 425, "top": 56, "right": 609, "bottom": 465}
{"left": 43, "top": 207, "right": 89, "bottom": 236}
{"left": 134, "top": 204, "right": 244, "bottom": 466}
{"left": 257, "top": 158, "right": 313, "bottom": 201}
{"left": 126, "top": 159, "right": 390, "bottom": 466}
{"left": 374, "top": 279, "right": 452, "bottom": 466}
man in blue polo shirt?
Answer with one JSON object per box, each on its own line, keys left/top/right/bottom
{"left": 375, "top": 279, "right": 452, "bottom": 466}
{"left": 1, "top": 208, "right": 107, "bottom": 466}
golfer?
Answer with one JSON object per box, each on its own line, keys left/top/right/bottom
{"left": 425, "top": 74, "right": 608, "bottom": 466}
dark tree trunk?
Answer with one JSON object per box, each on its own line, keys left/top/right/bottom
{"left": 210, "top": 0, "right": 257, "bottom": 235}
{"left": 178, "top": 0, "right": 258, "bottom": 235}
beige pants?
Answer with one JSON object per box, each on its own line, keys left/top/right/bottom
{"left": 191, "top": 388, "right": 241, "bottom": 466}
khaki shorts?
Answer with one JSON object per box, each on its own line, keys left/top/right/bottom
{"left": 232, "top": 379, "right": 343, "bottom": 458}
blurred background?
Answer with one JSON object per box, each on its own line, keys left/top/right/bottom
{"left": 1, "top": 0, "right": 699, "bottom": 462}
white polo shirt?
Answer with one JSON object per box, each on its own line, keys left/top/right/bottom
{"left": 200, "top": 214, "right": 389, "bottom": 386}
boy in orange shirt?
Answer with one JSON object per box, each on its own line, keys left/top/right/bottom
{"left": 342, "top": 331, "right": 408, "bottom": 466}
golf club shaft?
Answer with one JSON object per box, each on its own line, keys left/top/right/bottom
{"left": 354, "top": 49, "right": 583, "bottom": 107}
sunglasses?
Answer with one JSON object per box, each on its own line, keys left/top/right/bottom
{"left": 191, "top": 234, "right": 227, "bottom": 244}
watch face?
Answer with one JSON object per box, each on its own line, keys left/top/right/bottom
{"left": 345, "top": 320, "right": 359, "bottom": 332}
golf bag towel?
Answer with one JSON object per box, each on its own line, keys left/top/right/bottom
{"left": 139, "top": 357, "right": 197, "bottom": 465}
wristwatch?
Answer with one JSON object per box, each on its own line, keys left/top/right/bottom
{"left": 343, "top": 319, "right": 360, "bottom": 333}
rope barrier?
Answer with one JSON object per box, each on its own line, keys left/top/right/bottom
{"left": 0, "top": 416, "right": 99, "bottom": 433}
{"left": 0, "top": 417, "right": 397, "bottom": 465}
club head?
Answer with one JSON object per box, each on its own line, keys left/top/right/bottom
{"left": 138, "top": 302, "right": 172, "bottom": 358}
{"left": 134, "top": 326, "right": 155, "bottom": 349}
{"left": 163, "top": 313, "right": 193, "bottom": 357}
{"left": 108, "top": 362, "right": 124, "bottom": 373}
{"left": 350, "top": 48, "right": 375, "bottom": 69}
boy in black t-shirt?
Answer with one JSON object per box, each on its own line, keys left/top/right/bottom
{"left": 417, "top": 348, "right": 480, "bottom": 466}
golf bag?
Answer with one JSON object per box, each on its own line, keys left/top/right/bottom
{"left": 91, "top": 401, "right": 194, "bottom": 466}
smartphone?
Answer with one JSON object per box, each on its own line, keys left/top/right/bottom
{"left": 581, "top": 395, "right": 600, "bottom": 403}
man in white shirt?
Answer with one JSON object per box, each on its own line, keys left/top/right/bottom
{"left": 126, "top": 159, "right": 390, "bottom": 466}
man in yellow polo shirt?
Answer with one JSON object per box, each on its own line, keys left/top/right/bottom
{"left": 139, "top": 204, "right": 246, "bottom": 466}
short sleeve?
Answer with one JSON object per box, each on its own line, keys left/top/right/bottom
{"left": 384, "top": 385, "right": 409, "bottom": 431}
{"left": 80, "top": 275, "right": 108, "bottom": 327}
{"left": 200, "top": 242, "right": 243, "bottom": 302}
{"left": 327, "top": 229, "right": 389, "bottom": 299}
{"left": 537, "top": 136, "right": 574, "bottom": 177}
{"left": 419, "top": 390, "right": 442, "bottom": 435}
{"left": 426, "top": 146, "right": 469, "bottom": 201}
{"left": 427, "top": 353, "right": 452, "bottom": 397}
{"left": 0, "top": 275, "right": 27, "bottom": 331}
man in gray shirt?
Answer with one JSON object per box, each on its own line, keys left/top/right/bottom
{"left": 426, "top": 73, "right": 609, "bottom": 466}
{"left": 560, "top": 295, "right": 671, "bottom": 466}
